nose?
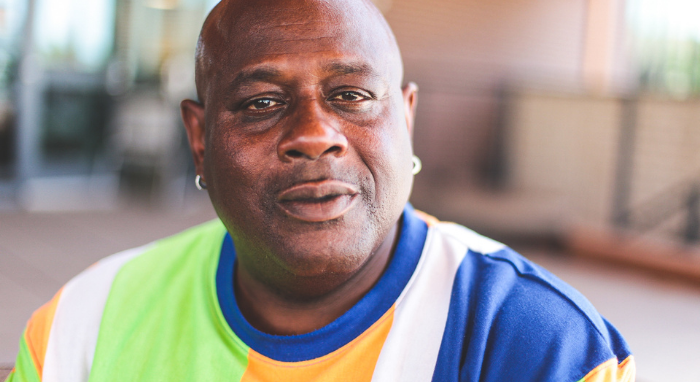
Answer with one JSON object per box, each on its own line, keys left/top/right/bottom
{"left": 278, "top": 101, "right": 348, "bottom": 161}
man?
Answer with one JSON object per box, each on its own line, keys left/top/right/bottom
{"left": 7, "top": 0, "right": 635, "bottom": 381}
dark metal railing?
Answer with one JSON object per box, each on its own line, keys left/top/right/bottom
{"left": 610, "top": 96, "right": 700, "bottom": 244}
{"left": 616, "top": 180, "right": 700, "bottom": 244}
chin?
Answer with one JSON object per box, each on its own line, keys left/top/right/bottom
{"left": 267, "top": 213, "right": 381, "bottom": 277}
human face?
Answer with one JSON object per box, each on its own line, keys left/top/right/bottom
{"left": 182, "top": 0, "right": 417, "bottom": 284}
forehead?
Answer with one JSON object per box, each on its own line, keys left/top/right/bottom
{"left": 205, "top": 0, "right": 398, "bottom": 84}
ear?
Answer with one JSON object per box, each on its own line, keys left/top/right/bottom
{"left": 180, "top": 99, "right": 207, "bottom": 180}
{"left": 401, "top": 82, "right": 418, "bottom": 138}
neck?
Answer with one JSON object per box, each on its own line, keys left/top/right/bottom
{"left": 234, "top": 221, "right": 399, "bottom": 335}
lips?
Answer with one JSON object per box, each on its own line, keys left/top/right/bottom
{"left": 277, "top": 180, "right": 359, "bottom": 222}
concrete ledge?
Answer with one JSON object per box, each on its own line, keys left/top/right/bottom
{"left": 18, "top": 175, "right": 120, "bottom": 212}
{"left": 410, "top": 184, "right": 566, "bottom": 243}
{"left": 566, "top": 225, "right": 700, "bottom": 285}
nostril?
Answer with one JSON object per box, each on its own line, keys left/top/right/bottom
{"left": 284, "top": 146, "right": 344, "bottom": 160}
{"left": 324, "top": 146, "right": 343, "bottom": 156}
{"left": 286, "top": 150, "right": 304, "bottom": 158}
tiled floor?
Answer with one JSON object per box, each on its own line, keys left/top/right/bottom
{"left": 1, "top": 204, "right": 699, "bottom": 381}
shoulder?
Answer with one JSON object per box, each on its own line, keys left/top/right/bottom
{"left": 428, "top": 220, "right": 614, "bottom": 340}
{"left": 425, "top": 221, "right": 634, "bottom": 382}
{"left": 56, "top": 218, "right": 227, "bottom": 304}
{"left": 52, "top": 217, "right": 227, "bottom": 323}
{"left": 17, "top": 219, "right": 227, "bottom": 381}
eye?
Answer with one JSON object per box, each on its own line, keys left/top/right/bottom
{"left": 246, "top": 98, "right": 283, "bottom": 111}
{"left": 330, "top": 91, "right": 370, "bottom": 102}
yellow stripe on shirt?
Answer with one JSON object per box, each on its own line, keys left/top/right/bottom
{"left": 240, "top": 306, "right": 395, "bottom": 382}
{"left": 579, "top": 356, "right": 636, "bottom": 382}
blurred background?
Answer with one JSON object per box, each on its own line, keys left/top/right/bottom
{"left": 1, "top": 0, "right": 700, "bottom": 381}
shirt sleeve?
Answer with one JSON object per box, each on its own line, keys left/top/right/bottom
{"left": 467, "top": 273, "right": 635, "bottom": 382}
{"left": 6, "top": 289, "right": 63, "bottom": 382}
{"left": 430, "top": 245, "right": 636, "bottom": 382}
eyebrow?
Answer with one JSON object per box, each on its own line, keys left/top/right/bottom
{"left": 324, "top": 62, "right": 375, "bottom": 76}
{"left": 226, "top": 61, "right": 380, "bottom": 92}
{"left": 228, "top": 66, "right": 284, "bottom": 90}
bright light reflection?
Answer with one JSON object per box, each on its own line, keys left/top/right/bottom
{"left": 205, "top": 0, "right": 219, "bottom": 13}
{"left": 0, "top": 0, "right": 27, "bottom": 42}
{"left": 629, "top": 0, "right": 700, "bottom": 41}
{"left": 34, "top": 0, "right": 116, "bottom": 70}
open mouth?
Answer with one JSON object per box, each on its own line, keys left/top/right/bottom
{"left": 277, "top": 180, "right": 359, "bottom": 222}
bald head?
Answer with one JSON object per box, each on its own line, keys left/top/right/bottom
{"left": 194, "top": 0, "right": 403, "bottom": 104}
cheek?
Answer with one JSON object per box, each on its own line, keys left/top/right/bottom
{"left": 382, "top": 130, "right": 414, "bottom": 203}
{"left": 353, "top": 112, "right": 413, "bottom": 208}
{"left": 204, "top": 124, "right": 277, "bottom": 210}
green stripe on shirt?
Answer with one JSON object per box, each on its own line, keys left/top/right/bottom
{"left": 88, "top": 220, "right": 250, "bottom": 382}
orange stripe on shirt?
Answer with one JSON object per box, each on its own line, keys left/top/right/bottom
{"left": 24, "top": 288, "right": 63, "bottom": 379}
{"left": 240, "top": 305, "right": 395, "bottom": 382}
{"left": 414, "top": 210, "right": 439, "bottom": 227}
{"left": 580, "top": 356, "right": 636, "bottom": 382}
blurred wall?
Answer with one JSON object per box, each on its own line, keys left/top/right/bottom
{"left": 507, "top": 92, "right": 622, "bottom": 228}
{"left": 508, "top": 91, "right": 700, "bottom": 240}
{"left": 383, "top": 0, "right": 589, "bottom": 186}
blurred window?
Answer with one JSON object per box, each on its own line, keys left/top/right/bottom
{"left": 0, "top": 0, "right": 25, "bottom": 172}
{"left": 628, "top": 0, "right": 700, "bottom": 97}
{"left": 34, "top": 0, "right": 116, "bottom": 70}
{"left": 0, "top": 0, "right": 25, "bottom": 94}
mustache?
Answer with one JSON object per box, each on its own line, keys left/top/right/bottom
{"left": 269, "top": 160, "right": 361, "bottom": 195}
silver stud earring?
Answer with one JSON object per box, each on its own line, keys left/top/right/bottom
{"left": 412, "top": 155, "right": 422, "bottom": 175}
{"left": 195, "top": 175, "right": 207, "bottom": 190}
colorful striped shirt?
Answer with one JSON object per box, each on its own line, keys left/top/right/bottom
{"left": 6, "top": 205, "right": 635, "bottom": 381}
